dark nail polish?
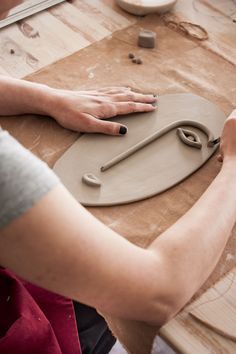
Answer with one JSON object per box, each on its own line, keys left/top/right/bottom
{"left": 119, "top": 126, "right": 127, "bottom": 135}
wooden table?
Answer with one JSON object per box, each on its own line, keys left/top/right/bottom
{"left": 1, "top": 1, "right": 236, "bottom": 353}
{"left": 0, "top": 0, "right": 134, "bottom": 77}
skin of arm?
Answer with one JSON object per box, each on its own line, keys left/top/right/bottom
{"left": 0, "top": 75, "right": 157, "bottom": 135}
{"left": 0, "top": 113, "right": 236, "bottom": 327}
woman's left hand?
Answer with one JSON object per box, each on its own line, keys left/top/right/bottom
{"left": 49, "top": 87, "right": 157, "bottom": 135}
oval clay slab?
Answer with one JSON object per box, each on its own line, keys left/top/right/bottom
{"left": 53, "top": 93, "right": 226, "bottom": 206}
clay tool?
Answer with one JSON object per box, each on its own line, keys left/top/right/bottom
{"left": 210, "top": 137, "right": 221, "bottom": 145}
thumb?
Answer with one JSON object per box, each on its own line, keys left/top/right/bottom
{"left": 84, "top": 114, "right": 128, "bottom": 136}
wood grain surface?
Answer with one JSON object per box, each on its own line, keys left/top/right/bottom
{"left": 0, "top": 0, "right": 134, "bottom": 78}
{"left": 162, "top": 268, "right": 236, "bottom": 353}
{"left": 189, "top": 268, "right": 236, "bottom": 343}
{"left": 0, "top": 0, "right": 65, "bottom": 29}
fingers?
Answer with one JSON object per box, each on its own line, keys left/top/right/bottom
{"left": 97, "top": 86, "right": 132, "bottom": 94}
{"left": 113, "top": 101, "right": 156, "bottom": 116}
{"left": 75, "top": 88, "right": 158, "bottom": 108}
{"left": 82, "top": 114, "right": 127, "bottom": 136}
{"left": 111, "top": 92, "right": 157, "bottom": 104}
{"left": 91, "top": 100, "right": 156, "bottom": 119}
{"left": 78, "top": 87, "right": 132, "bottom": 95}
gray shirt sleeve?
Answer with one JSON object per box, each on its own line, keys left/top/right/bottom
{"left": 0, "top": 129, "right": 59, "bottom": 229}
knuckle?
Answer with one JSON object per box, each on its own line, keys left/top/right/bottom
{"left": 99, "top": 103, "right": 117, "bottom": 118}
{"left": 94, "top": 98, "right": 103, "bottom": 104}
{"left": 99, "top": 103, "right": 109, "bottom": 117}
{"left": 109, "top": 104, "right": 117, "bottom": 116}
{"left": 103, "top": 122, "right": 117, "bottom": 135}
{"left": 100, "top": 102, "right": 107, "bottom": 109}
{"left": 80, "top": 113, "right": 88, "bottom": 122}
{"left": 86, "top": 119, "right": 96, "bottom": 131}
{"left": 78, "top": 114, "right": 89, "bottom": 128}
{"left": 128, "top": 102, "right": 136, "bottom": 110}
{"left": 98, "top": 111, "right": 106, "bottom": 119}
{"left": 126, "top": 93, "right": 135, "bottom": 101}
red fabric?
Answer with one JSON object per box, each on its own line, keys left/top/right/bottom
{"left": 0, "top": 268, "right": 81, "bottom": 354}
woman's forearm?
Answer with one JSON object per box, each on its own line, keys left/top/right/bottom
{"left": 0, "top": 76, "right": 54, "bottom": 116}
{"left": 1, "top": 161, "right": 236, "bottom": 327}
{"left": 149, "top": 160, "right": 236, "bottom": 317}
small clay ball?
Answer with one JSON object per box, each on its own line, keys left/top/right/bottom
{"left": 132, "top": 58, "right": 137, "bottom": 63}
{"left": 128, "top": 52, "right": 135, "bottom": 59}
{"left": 10, "top": 49, "right": 15, "bottom": 54}
{"left": 136, "top": 58, "right": 143, "bottom": 64}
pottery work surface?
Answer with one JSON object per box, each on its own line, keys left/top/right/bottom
{"left": 53, "top": 93, "right": 226, "bottom": 206}
{"left": 161, "top": 268, "right": 236, "bottom": 353}
{"left": 115, "top": 0, "right": 177, "bottom": 15}
{"left": 189, "top": 268, "right": 236, "bottom": 342}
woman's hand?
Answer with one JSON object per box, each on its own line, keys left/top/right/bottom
{"left": 49, "top": 87, "right": 157, "bottom": 135}
{"left": 218, "top": 109, "right": 236, "bottom": 164}
{"left": 0, "top": 77, "right": 157, "bottom": 136}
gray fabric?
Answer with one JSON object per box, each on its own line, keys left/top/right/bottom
{"left": 0, "top": 129, "right": 59, "bottom": 229}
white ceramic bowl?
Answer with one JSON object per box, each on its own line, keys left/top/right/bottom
{"left": 115, "top": 0, "right": 177, "bottom": 16}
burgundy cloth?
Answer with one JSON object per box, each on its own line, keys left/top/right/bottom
{"left": 0, "top": 268, "right": 81, "bottom": 354}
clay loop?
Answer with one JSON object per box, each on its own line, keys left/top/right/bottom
{"left": 82, "top": 173, "right": 102, "bottom": 187}
{"left": 101, "top": 120, "right": 215, "bottom": 172}
{"left": 177, "top": 128, "right": 202, "bottom": 149}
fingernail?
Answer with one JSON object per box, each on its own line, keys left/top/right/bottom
{"left": 119, "top": 126, "right": 127, "bottom": 135}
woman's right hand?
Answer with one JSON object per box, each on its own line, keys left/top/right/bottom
{"left": 218, "top": 109, "right": 236, "bottom": 164}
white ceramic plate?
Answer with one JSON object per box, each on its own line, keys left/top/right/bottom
{"left": 115, "top": 0, "right": 177, "bottom": 16}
